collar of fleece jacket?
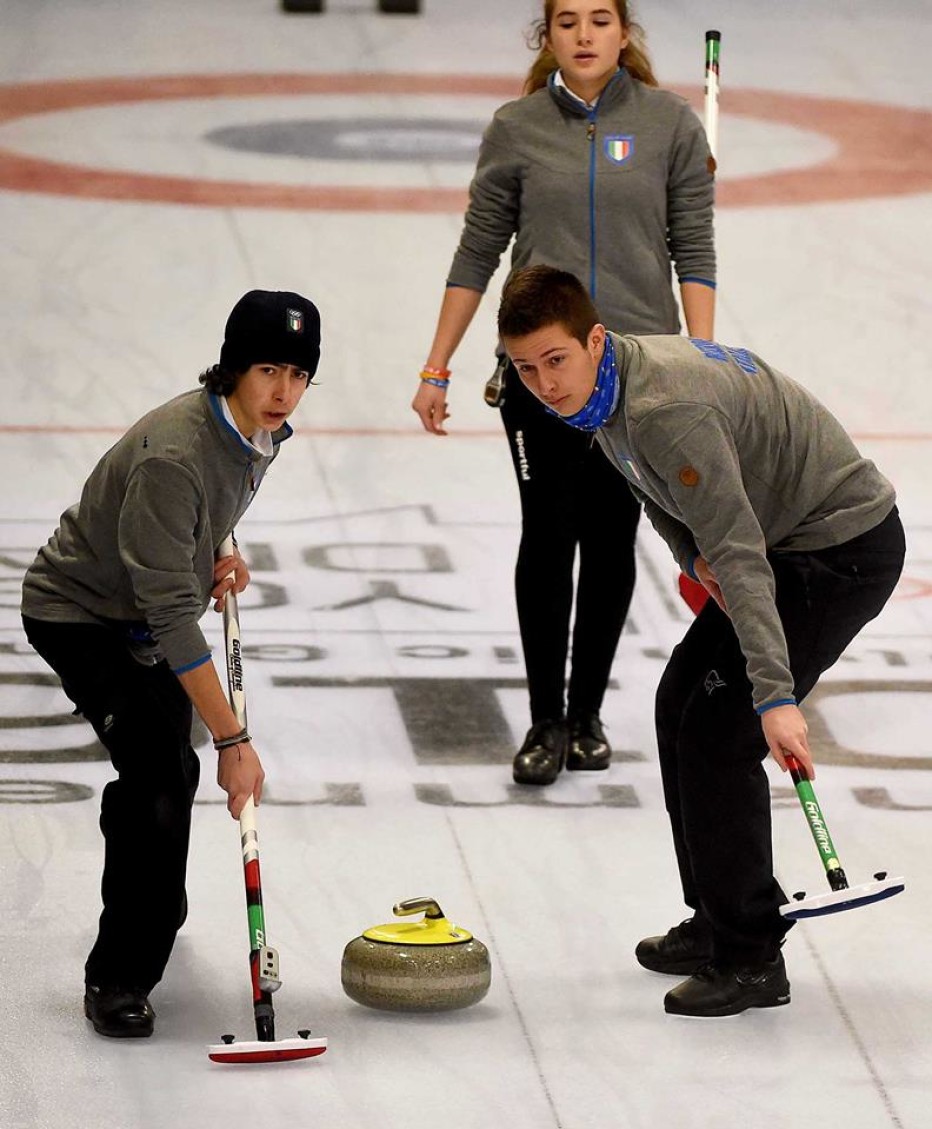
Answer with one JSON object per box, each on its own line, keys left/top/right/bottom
{"left": 547, "top": 66, "right": 631, "bottom": 118}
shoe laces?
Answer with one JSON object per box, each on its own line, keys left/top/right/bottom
{"left": 523, "top": 719, "right": 564, "bottom": 750}
{"left": 568, "top": 712, "right": 605, "bottom": 741}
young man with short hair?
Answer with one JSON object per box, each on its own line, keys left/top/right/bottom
{"left": 498, "top": 264, "right": 905, "bottom": 1017}
{"left": 21, "top": 289, "right": 321, "bottom": 1038}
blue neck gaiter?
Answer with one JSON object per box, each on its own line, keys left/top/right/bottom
{"left": 546, "top": 333, "right": 618, "bottom": 431}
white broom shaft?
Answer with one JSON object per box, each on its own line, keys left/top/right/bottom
{"left": 218, "top": 534, "right": 254, "bottom": 829}
{"left": 677, "top": 32, "right": 721, "bottom": 614}
{"left": 219, "top": 534, "right": 247, "bottom": 729}
{"left": 704, "top": 29, "right": 721, "bottom": 163}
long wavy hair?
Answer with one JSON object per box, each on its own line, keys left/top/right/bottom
{"left": 524, "top": 0, "right": 658, "bottom": 95}
{"left": 199, "top": 364, "right": 243, "bottom": 396}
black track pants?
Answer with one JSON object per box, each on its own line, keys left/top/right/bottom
{"left": 22, "top": 617, "right": 200, "bottom": 992}
{"left": 498, "top": 365, "right": 641, "bottom": 723}
{"left": 654, "top": 507, "right": 905, "bottom": 964}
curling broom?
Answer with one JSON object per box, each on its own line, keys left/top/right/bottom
{"left": 207, "top": 535, "right": 327, "bottom": 1064}
{"left": 780, "top": 753, "right": 905, "bottom": 920}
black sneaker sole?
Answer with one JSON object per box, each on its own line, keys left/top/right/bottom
{"left": 84, "top": 1014, "right": 154, "bottom": 1038}
{"left": 664, "top": 989, "right": 790, "bottom": 1018}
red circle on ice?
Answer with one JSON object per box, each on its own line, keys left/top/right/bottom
{"left": 0, "top": 74, "right": 930, "bottom": 210}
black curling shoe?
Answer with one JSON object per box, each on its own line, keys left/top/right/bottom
{"left": 512, "top": 719, "right": 568, "bottom": 785}
{"left": 84, "top": 985, "right": 155, "bottom": 1038}
{"left": 635, "top": 917, "right": 714, "bottom": 975}
{"left": 663, "top": 953, "right": 791, "bottom": 1017}
{"left": 566, "top": 711, "right": 612, "bottom": 771}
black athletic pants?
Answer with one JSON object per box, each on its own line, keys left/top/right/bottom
{"left": 22, "top": 617, "right": 200, "bottom": 992}
{"left": 498, "top": 364, "right": 641, "bottom": 723}
{"left": 655, "top": 507, "right": 905, "bottom": 965}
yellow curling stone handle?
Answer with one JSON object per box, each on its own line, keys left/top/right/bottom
{"left": 362, "top": 897, "right": 474, "bottom": 945}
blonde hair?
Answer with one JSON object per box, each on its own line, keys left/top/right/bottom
{"left": 524, "top": 1, "right": 658, "bottom": 94}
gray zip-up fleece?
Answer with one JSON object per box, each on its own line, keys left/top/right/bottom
{"left": 21, "top": 390, "right": 290, "bottom": 673}
{"left": 595, "top": 332, "right": 896, "bottom": 712}
{"left": 448, "top": 68, "right": 715, "bottom": 332}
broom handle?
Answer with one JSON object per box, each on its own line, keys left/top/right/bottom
{"left": 675, "top": 33, "right": 724, "bottom": 615}
{"left": 704, "top": 30, "right": 721, "bottom": 169}
{"left": 784, "top": 753, "right": 848, "bottom": 891}
{"left": 219, "top": 535, "right": 276, "bottom": 1041}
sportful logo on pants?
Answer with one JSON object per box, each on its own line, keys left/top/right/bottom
{"left": 515, "top": 430, "right": 531, "bottom": 481}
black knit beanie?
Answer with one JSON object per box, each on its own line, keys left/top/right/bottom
{"left": 219, "top": 290, "right": 321, "bottom": 377}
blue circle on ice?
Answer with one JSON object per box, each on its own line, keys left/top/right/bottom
{"left": 205, "top": 118, "right": 485, "bottom": 162}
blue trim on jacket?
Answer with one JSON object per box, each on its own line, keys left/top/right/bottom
{"left": 547, "top": 69, "right": 628, "bottom": 303}
{"left": 172, "top": 652, "right": 212, "bottom": 676}
{"left": 588, "top": 103, "right": 598, "bottom": 297}
{"left": 680, "top": 276, "right": 717, "bottom": 289}
{"left": 208, "top": 391, "right": 255, "bottom": 453}
{"left": 756, "top": 698, "right": 797, "bottom": 715}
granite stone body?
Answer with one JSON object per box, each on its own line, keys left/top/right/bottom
{"left": 341, "top": 935, "right": 491, "bottom": 1012}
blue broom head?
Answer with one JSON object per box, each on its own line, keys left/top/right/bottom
{"left": 780, "top": 874, "right": 905, "bottom": 920}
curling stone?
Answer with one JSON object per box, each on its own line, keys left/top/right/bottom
{"left": 341, "top": 897, "right": 491, "bottom": 1012}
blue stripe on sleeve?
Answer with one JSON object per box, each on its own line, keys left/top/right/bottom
{"left": 172, "top": 653, "right": 212, "bottom": 676}
{"left": 756, "top": 698, "right": 798, "bottom": 715}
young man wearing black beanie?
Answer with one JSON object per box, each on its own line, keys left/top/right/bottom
{"left": 21, "top": 289, "right": 321, "bottom": 1039}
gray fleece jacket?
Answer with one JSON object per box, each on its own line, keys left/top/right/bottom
{"left": 448, "top": 68, "right": 715, "bottom": 333}
{"left": 21, "top": 390, "right": 290, "bottom": 673}
{"left": 596, "top": 332, "right": 896, "bottom": 712}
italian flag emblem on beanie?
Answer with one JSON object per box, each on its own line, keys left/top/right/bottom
{"left": 287, "top": 308, "right": 304, "bottom": 333}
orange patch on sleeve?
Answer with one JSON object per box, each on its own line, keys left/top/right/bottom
{"left": 679, "top": 466, "right": 700, "bottom": 487}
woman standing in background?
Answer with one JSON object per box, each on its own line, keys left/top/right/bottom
{"left": 411, "top": 0, "right": 716, "bottom": 785}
